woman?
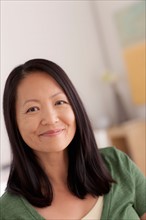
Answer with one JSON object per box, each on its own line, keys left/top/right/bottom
{"left": 0, "top": 59, "right": 146, "bottom": 220}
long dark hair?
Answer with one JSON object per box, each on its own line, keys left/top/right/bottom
{"left": 3, "top": 58, "right": 114, "bottom": 207}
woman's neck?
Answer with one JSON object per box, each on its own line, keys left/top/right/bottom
{"left": 35, "top": 149, "right": 68, "bottom": 187}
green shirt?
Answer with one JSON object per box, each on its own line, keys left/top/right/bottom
{"left": 0, "top": 147, "right": 146, "bottom": 219}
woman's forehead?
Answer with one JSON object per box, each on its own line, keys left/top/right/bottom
{"left": 16, "top": 72, "right": 65, "bottom": 101}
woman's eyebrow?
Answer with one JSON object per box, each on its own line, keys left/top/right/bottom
{"left": 23, "top": 92, "right": 64, "bottom": 106}
{"left": 23, "top": 99, "right": 40, "bottom": 106}
{"left": 50, "top": 91, "right": 64, "bottom": 98}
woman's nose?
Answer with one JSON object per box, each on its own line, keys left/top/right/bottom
{"left": 40, "top": 107, "right": 58, "bottom": 125}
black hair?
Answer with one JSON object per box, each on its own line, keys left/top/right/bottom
{"left": 3, "top": 58, "right": 115, "bottom": 207}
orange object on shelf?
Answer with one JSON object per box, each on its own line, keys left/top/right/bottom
{"left": 123, "top": 42, "right": 146, "bottom": 105}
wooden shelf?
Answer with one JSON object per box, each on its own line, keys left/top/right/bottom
{"left": 107, "top": 120, "right": 146, "bottom": 175}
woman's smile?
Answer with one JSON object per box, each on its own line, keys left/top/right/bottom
{"left": 39, "top": 128, "right": 65, "bottom": 137}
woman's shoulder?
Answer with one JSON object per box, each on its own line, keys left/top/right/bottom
{"left": 0, "top": 192, "right": 25, "bottom": 219}
{"left": 0, "top": 191, "right": 43, "bottom": 220}
{"left": 99, "top": 146, "right": 124, "bottom": 158}
{"left": 99, "top": 148, "right": 146, "bottom": 218}
{"left": 99, "top": 146, "right": 131, "bottom": 165}
{"left": 99, "top": 146, "right": 128, "bottom": 162}
{"left": 99, "top": 146, "right": 145, "bottom": 183}
{"left": 99, "top": 146, "right": 135, "bottom": 176}
{"left": 0, "top": 191, "right": 21, "bottom": 207}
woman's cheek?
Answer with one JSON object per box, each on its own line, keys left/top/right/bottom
{"left": 62, "top": 110, "right": 75, "bottom": 123}
{"left": 18, "top": 117, "right": 38, "bottom": 135}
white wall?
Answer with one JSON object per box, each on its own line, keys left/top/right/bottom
{"left": 1, "top": 0, "right": 144, "bottom": 167}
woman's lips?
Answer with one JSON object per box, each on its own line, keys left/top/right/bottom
{"left": 39, "top": 129, "right": 64, "bottom": 137}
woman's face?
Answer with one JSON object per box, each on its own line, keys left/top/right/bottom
{"left": 16, "top": 72, "right": 76, "bottom": 154}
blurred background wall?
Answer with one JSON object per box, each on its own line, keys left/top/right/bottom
{"left": 1, "top": 0, "right": 145, "bottom": 181}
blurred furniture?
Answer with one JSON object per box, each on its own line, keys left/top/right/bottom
{"left": 107, "top": 120, "right": 146, "bottom": 175}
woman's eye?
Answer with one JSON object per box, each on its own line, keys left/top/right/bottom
{"left": 26, "top": 107, "right": 39, "bottom": 113}
{"left": 55, "top": 100, "right": 67, "bottom": 106}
